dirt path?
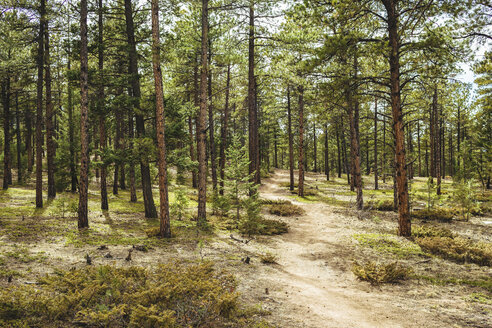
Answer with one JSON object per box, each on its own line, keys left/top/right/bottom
{"left": 239, "top": 170, "right": 439, "bottom": 328}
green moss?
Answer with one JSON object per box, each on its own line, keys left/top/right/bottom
{"left": 353, "top": 233, "right": 426, "bottom": 258}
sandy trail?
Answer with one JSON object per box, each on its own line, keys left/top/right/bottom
{"left": 247, "top": 170, "right": 436, "bottom": 328}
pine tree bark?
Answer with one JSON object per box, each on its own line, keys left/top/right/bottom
{"left": 2, "top": 77, "right": 11, "bottom": 189}
{"left": 313, "top": 122, "right": 317, "bottom": 173}
{"left": 45, "top": 17, "right": 55, "bottom": 199}
{"left": 128, "top": 111, "right": 137, "bottom": 202}
{"left": 15, "top": 93, "right": 22, "bottom": 183}
{"left": 151, "top": 0, "right": 171, "bottom": 238}
{"left": 347, "top": 85, "right": 363, "bottom": 210}
{"left": 324, "top": 123, "right": 329, "bottom": 180}
{"left": 374, "top": 97, "right": 378, "bottom": 189}
{"left": 219, "top": 63, "right": 231, "bottom": 195}
{"left": 248, "top": 2, "right": 260, "bottom": 186}
{"left": 208, "top": 47, "right": 217, "bottom": 192}
{"left": 383, "top": 0, "right": 411, "bottom": 236}
{"left": 124, "top": 0, "right": 157, "bottom": 218}
{"left": 336, "top": 125, "right": 341, "bottom": 178}
{"left": 36, "top": 0, "right": 45, "bottom": 207}
{"left": 67, "top": 47, "right": 77, "bottom": 192}
{"left": 25, "top": 103, "right": 33, "bottom": 173}
{"left": 287, "top": 86, "right": 294, "bottom": 191}
{"left": 434, "top": 87, "right": 441, "bottom": 195}
{"left": 113, "top": 106, "right": 121, "bottom": 195}
{"left": 417, "top": 120, "right": 421, "bottom": 177}
{"left": 197, "top": 0, "right": 209, "bottom": 224}
{"left": 98, "top": 0, "right": 108, "bottom": 210}
{"left": 78, "top": 0, "right": 90, "bottom": 229}
{"left": 298, "top": 85, "right": 305, "bottom": 197}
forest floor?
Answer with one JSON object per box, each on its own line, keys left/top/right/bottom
{"left": 0, "top": 169, "right": 491, "bottom": 327}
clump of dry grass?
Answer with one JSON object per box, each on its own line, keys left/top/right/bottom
{"left": 412, "top": 208, "right": 454, "bottom": 222}
{"left": 259, "top": 252, "right": 278, "bottom": 264}
{"left": 411, "top": 225, "right": 454, "bottom": 238}
{"left": 415, "top": 236, "right": 492, "bottom": 267}
{"left": 269, "top": 204, "right": 304, "bottom": 217}
{"left": 352, "top": 261, "right": 411, "bottom": 284}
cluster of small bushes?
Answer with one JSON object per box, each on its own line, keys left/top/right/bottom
{"left": 415, "top": 236, "right": 492, "bottom": 267}
{"left": 0, "top": 262, "right": 270, "bottom": 327}
{"left": 352, "top": 261, "right": 411, "bottom": 284}
{"left": 411, "top": 225, "right": 454, "bottom": 238}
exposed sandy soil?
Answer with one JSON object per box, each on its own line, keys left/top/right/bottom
{"left": 0, "top": 169, "right": 491, "bottom": 327}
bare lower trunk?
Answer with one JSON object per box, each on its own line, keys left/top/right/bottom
{"left": 383, "top": 0, "right": 411, "bottom": 236}
{"left": 125, "top": 0, "right": 156, "bottom": 217}
{"left": 248, "top": 2, "right": 260, "bottom": 186}
{"left": 78, "top": 0, "right": 89, "bottom": 229}
{"left": 324, "top": 123, "right": 329, "bottom": 180}
{"left": 298, "top": 85, "right": 305, "bottom": 197}
{"left": 219, "top": 64, "right": 231, "bottom": 195}
{"left": 45, "top": 18, "right": 55, "bottom": 199}
{"left": 2, "top": 77, "right": 11, "bottom": 189}
{"left": 15, "top": 93, "right": 22, "bottom": 183}
{"left": 197, "top": 0, "right": 209, "bottom": 224}
{"left": 287, "top": 86, "right": 294, "bottom": 191}
{"left": 98, "top": 0, "right": 108, "bottom": 210}
{"left": 151, "top": 0, "right": 171, "bottom": 237}
{"left": 36, "top": 0, "right": 45, "bottom": 207}
{"left": 128, "top": 110, "right": 137, "bottom": 202}
{"left": 374, "top": 97, "right": 378, "bottom": 189}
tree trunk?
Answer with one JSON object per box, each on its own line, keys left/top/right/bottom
{"left": 15, "top": 93, "right": 22, "bottom": 183}
{"left": 274, "top": 126, "right": 278, "bottom": 168}
{"left": 341, "top": 126, "right": 350, "bottom": 185}
{"left": 189, "top": 116, "right": 197, "bottom": 188}
{"left": 417, "top": 120, "right": 421, "bottom": 177}
{"left": 45, "top": 17, "right": 55, "bottom": 199}
{"left": 457, "top": 105, "right": 460, "bottom": 174}
{"left": 433, "top": 87, "right": 441, "bottom": 195}
{"left": 374, "top": 97, "right": 378, "bottom": 189}
{"left": 2, "top": 77, "right": 11, "bottom": 189}
{"left": 219, "top": 63, "right": 231, "bottom": 195}
{"left": 248, "top": 2, "right": 260, "bottom": 186}
{"left": 336, "top": 125, "right": 341, "bottom": 178}
{"left": 98, "top": 0, "right": 108, "bottom": 210}
{"left": 208, "top": 47, "right": 217, "bottom": 192}
{"left": 67, "top": 45, "right": 77, "bottom": 192}
{"left": 287, "top": 86, "right": 294, "bottom": 191}
{"left": 128, "top": 111, "right": 137, "bottom": 202}
{"left": 383, "top": 0, "right": 411, "bottom": 236}
{"left": 25, "top": 103, "right": 33, "bottom": 173}
{"left": 298, "top": 85, "right": 305, "bottom": 197}
{"left": 36, "top": 0, "right": 45, "bottom": 207}
{"left": 347, "top": 83, "right": 363, "bottom": 210}
{"left": 78, "top": 0, "right": 89, "bottom": 229}
{"left": 125, "top": 0, "right": 157, "bottom": 218}
{"left": 324, "top": 123, "right": 329, "bottom": 180}
{"left": 113, "top": 106, "right": 120, "bottom": 195}
{"left": 197, "top": 0, "right": 209, "bottom": 224}
{"left": 151, "top": 0, "right": 171, "bottom": 237}
{"left": 382, "top": 115, "right": 386, "bottom": 183}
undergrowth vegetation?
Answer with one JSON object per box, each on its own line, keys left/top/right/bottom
{"left": 352, "top": 261, "right": 411, "bottom": 284}
{"left": 0, "top": 261, "right": 270, "bottom": 327}
{"left": 268, "top": 203, "right": 304, "bottom": 217}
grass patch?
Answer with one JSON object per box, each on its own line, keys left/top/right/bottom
{"left": 239, "top": 218, "right": 288, "bottom": 236}
{"left": 259, "top": 199, "right": 291, "bottom": 205}
{"left": 0, "top": 261, "right": 267, "bottom": 327}
{"left": 364, "top": 199, "right": 394, "bottom": 211}
{"left": 416, "top": 275, "right": 492, "bottom": 292}
{"left": 352, "top": 261, "right": 411, "bottom": 284}
{"left": 411, "top": 225, "right": 454, "bottom": 238}
{"left": 412, "top": 208, "right": 454, "bottom": 222}
{"left": 466, "top": 292, "right": 492, "bottom": 305}
{"left": 268, "top": 204, "right": 304, "bottom": 217}
{"left": 415, "top": 236, "right": 492, "bottom": 266}
{"left": 353, "top": 233, "right": 426, "bottom": 258}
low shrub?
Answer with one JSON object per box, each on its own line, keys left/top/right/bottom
{"left": 269, "top": 204, "right": 304, "bottom": 217}
{"left": 415, "top": 236, "right": 492, "bottom": 266}
{"left": 239, "top": 218, "right": 288, "bottom": 236}
{"left": 0, "top": 262, "right": 246, "bottom": 327}
{"left": 352, "top": 261, "right": 411, "bottom": 284}
{"left": 412, "top": 208, "right": 454, "bottom": 222}
{"left": 353, "top": 233, "right": 425, "bottom": 258}
{"left": 364, "top": 199, "right": 394, "bottom": 211}
{"left": 412, "top": 225, "right": 454, "bottom": 238}
{"left": 259, "top": 199, "right": 291, "bottom": 205}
